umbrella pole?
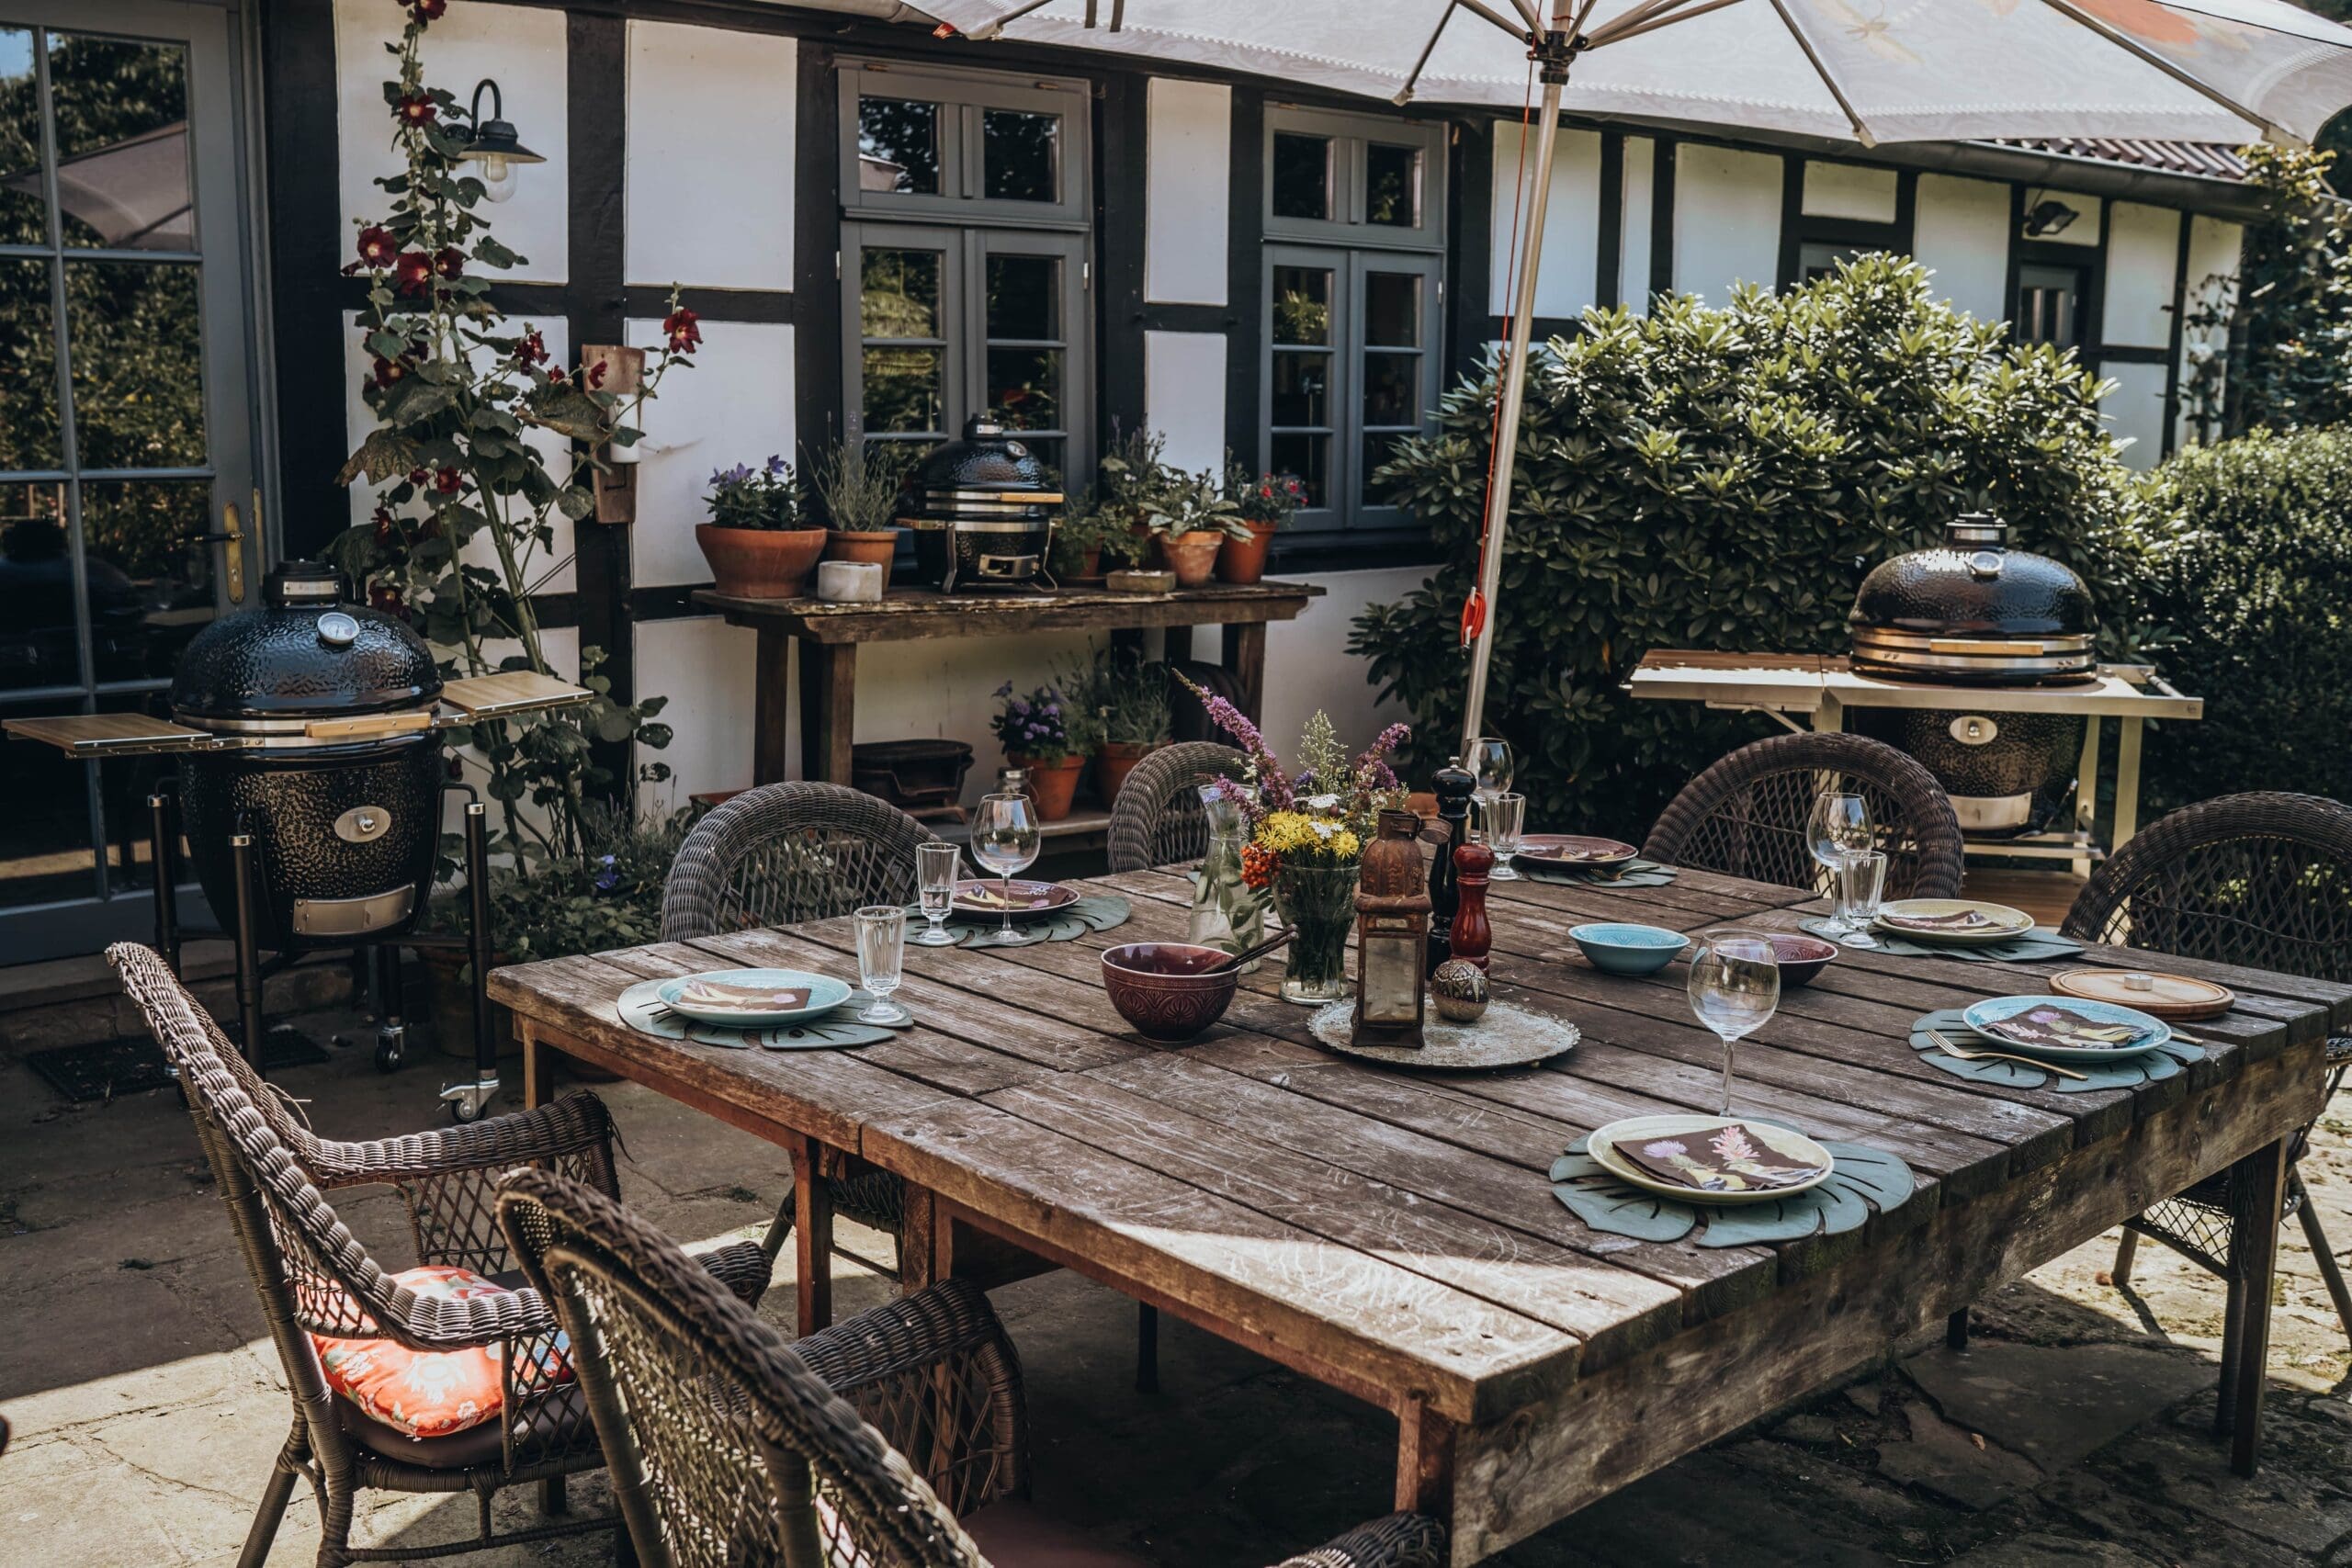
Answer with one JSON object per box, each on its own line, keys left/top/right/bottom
{"left": 1457, "top": 56, "right": 1567, "bottom": 762}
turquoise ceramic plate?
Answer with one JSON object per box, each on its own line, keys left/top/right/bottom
{"left": 1960, "top": 994, "right": 2171, "bottom": 1063}
{"left": 657, "top": 969, "right": 854, "bottom": 1028}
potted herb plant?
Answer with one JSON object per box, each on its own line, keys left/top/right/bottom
{"left": 991, "top": 680, "right": 1084, "bottom": 821}
{"left": 696, "top": 455, "right": 828, "bottom": 598}
{"left": 1047, "top": 487, "right": 1145, "bottom": 585}
{"left": 1142, "top": 468, "right": 1250, "bottom": 589}
{"left": 1063, "top": 645, "right": 1171, "bottom": 805}
{"left": 811, "top": 437, "right": 911, "bottom": 574}
{"left": 1219, "top": 458, "right": 1305, "bottom": 585}
{"left": 1096, "top": 425, "right": 1170, "bottom": 565}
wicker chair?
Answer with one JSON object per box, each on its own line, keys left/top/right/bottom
{"left": 662, "top": 782, "right": 936, "bottom": 1274}
{"left": 2062, "top": 793, "right": 2352, "bottom": 1414}
{"left": 498, "top": 1168, "right": 1447, "bottom": 1568}
{"left": 108, "top": 942, "right": 772, "bottom": 1568}
{"left": 1106, "top": 742, "right": 1249, "bottom": 874}
{"left": 1643, "top": 732, "right": 1966, "bottom": 900}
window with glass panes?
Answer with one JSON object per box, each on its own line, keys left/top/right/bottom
{"left": 1261, "top": 107, "right": 1444, "bottom": 537}
{"left": 838, "top": 63, "right": 1091, "bottom": 482}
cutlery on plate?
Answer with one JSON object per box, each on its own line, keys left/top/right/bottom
{"left": 1926, "top": 1028, "right": 2088, "bottom": 1080}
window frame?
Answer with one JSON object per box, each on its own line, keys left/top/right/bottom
{"left": 838, "top": 60, "right": 1091, "bottom": 231}
{"left": 1262, "top": 104, "right": 1448, "bottom": 254}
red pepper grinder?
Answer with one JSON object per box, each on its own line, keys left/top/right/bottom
{"left": 1450, "top": 840, "right": 1495, "bottom": 972}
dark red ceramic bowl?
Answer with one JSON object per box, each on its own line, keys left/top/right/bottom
{"left": 1767, "top": 931, "right": 1838, "bottom": 987}
{"left": 1101, "top": 942, "right": 1238, "bottom": 1042}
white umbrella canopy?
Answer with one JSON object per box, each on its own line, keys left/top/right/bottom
{"left": 921, "top": 0, "right": 2352, "bottom": 754}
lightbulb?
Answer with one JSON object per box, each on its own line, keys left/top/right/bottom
{"left": 478, "top": 152, "right": 516, "bottom": 203}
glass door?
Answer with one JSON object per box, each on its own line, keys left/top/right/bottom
{"left": 0, "top": 0, "right": 258, "bottom": 962}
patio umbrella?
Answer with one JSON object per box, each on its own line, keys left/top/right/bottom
{"left": 921, "top": 0, "right": 2352, "bottom": 757}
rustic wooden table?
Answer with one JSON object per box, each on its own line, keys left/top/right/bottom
{"left": 489, "top": 866, "right": 2346, "bottom": 1566}
{"left": 692, "top": 581, "right": 1322, "bottom": 787}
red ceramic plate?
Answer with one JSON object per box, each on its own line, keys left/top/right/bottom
{"left": 1515, "top": 834, "right": 1640, "bottom": 869}
{"left": 950, "top": 878, "right": 1079, "bottom": 919}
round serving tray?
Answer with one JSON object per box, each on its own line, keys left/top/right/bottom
{"left": 2050, "top": 967, "right": 2236, "bottom": 1021}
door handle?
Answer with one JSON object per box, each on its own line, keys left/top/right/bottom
{"left": 203, "top": 500, "right": 246, "bottom": 604}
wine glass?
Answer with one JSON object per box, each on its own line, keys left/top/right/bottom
{"left": 1469, "top": 737, "right": 1514, "bottom": 841}
{"left": 1687, "top": 929, "right": 1781, "bottom": 1116}
{"left": 1806, "top": 792, "right": 1873, "bottom": 933}
{"left": 914, "top": 841, "right": 962, "bottom": 946}
{"left": 854, "top": 905, "right": 910, "bottom": 1025}
{"left": 971, "top": 792, "right": 1041, "bottom": 937}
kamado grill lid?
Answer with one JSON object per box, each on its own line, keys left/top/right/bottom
{"left": 1849, "top": 513, "right": 2098, "bottom": 684}
{"left": 902, "top": 413, "right": 1063, "bottom": 518}
{"left": 171, "top": 560, "right": 444, "bottom": 722}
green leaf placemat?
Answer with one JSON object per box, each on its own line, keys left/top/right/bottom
{"left": 618, "top": 978, "right": 912, "bottom": 1050}
{"left": 1907, "top": 1006, "right": 2201, "bottom": 1092}
{"left": 1518, "top": 857, "right": 1679, "bottom": 888}
{"left": 910, "top": 893, "right": 1132, "bottom": 950}
{"left": 1547, "top": 1131, "right": 1915, "bottom": 1247}
{"left": 1800, "top": 916, "right": 2081, "bottom": 964}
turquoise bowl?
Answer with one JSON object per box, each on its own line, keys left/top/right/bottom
{"left": 1566, "top": 922, "right": 1690, "bottom": 976}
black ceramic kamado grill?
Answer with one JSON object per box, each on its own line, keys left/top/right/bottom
{"left": 1847, "top": 513, "right": 2098, "bottom": 838}
{"left": 899, "top": 412, "right": 1061, "bottom": 592}
{"left": 4, "top": 561, "right": 591, "bottom": 1119}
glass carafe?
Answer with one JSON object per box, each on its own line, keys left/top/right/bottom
{"left": 1188, "top": 784, "right": 1267, "bottom": 970}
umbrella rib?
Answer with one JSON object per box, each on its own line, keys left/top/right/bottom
{"left": 967, "top": 0, "right": 1060, "bottom": 40}
{"left": 1396, "top": 1, "right": 1466, "bottom": 104}
{"left": 1588, "top": 0, "right": 1743, "bottom": 48}
{"left": 2033, "top": 0, "right": 2287, "bottom": 142}
{"left": 1453, "top": 0, "right": 1538, "bottom": 42}
{"left": 1762, "top": 0, "right": 1877, "bottom": 146}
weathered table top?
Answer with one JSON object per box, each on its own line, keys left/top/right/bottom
{"left": 692, "top": 579, "right": 1323, "bottom": 644}
{"left": 490, "top": 866, "right": 2344, "bottom": 1563}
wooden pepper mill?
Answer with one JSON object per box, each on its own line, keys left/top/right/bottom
{"left": 1427, "top": 756, "right": 1476, "bottom": 976}
{"left": 1450, "top": 840, "right": 1495, "bottom": 972}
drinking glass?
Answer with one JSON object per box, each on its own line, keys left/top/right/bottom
{"left": 1469, "top": 737, "right": 1515, "bottom": 840}
{"left": 1836, "top": 849, "right": 1888, "bottom": 945}
{"left": 854, "top": 905, "right": 910, "bottom": 1025}
{"left": 970, "top": 792, "right": 1041, "bottom": 936}
{"left": 914, "top": 841, "right": 962, "bottom": 946}
{"left": 1687, "top": 929, "right": 1781, "bottom": 1115}
{"left": 1806, "top": 792, "right": 1873, "bottom": 932}
{"left": 1483, "top": 792, "right": 1527, "bottom": 879}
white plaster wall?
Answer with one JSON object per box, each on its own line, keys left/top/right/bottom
{"left": 1258, "top": 567, "right": 1419, "bottom": 758}
{"left": 624, "top": 22, "right": 795, "bottom": 291}
{"left": 334, "top": 0, "right": 567, "bottom": 283}
{"left": 624, "top": 317, "right": 797, "bottom": 588}
{"left": 2105, "top": 202, "right": 2181, "bottom": 351}
{"left": 1144, "top": 78, "right": 1230, "bottom": 306}
{"left": 1910, "top": 174, "right": 2010, "bottom": 323}
{"left": 1672, "top": 144, "right": 1781, "bottom": 301}
{"left": 634, "top": 616, "right": 757, "bottom": 800}
{"left": 2102, "top": 360, "right": 2169, "bottom": 468}
{"left": 1619, "top": 137, "right": 1655, "bottom": 315}
{"left": 340, "top": 310, "right": 576, "bottom": 595}
{"left": 2179, "top": 215, "right": 2242, "bottom": 449}
{"left": 1802, "top": 162, "right": 1897, "bottom": 223}
{"left": 1489, "top": 125, "right": 1601, "bottom": 319}
{"left": 1145, "top": 331, "right": 1227, "bottom": 475}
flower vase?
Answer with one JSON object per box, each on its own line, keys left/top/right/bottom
{"left": 1191, "top": 824, "right": 1268, "bottom": 972}
{"left": 1272, "top": 862, "right": 1359, "bottom": 1005}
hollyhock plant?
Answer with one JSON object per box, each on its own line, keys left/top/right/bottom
{"left": 663, "top": 306, "right": 702, "bottom": 354}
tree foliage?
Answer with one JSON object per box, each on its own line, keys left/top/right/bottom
{"left": 2183, "top": 144, "right": 2352, "bottom": 441}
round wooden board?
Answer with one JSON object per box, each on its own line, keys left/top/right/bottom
{"left": 2050, "top": 968, "right": 2235, "bottom": 1021}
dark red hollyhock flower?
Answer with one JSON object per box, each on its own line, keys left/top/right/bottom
{"left": 371, "top": 503, "right": 397, "bottom": 543}
{"left": 370, "top": 355, "right": 409, "bottom": 389}
{"left": 432, "top": 466, "right": 462, "bottom": 496}
{"left": 515, "top": 327, "right": 549, "bottom": 366}
{"left": 662, "top": 306, "right": 702, "bottom": 354}
{"left": 432, "top": 246, "right": 464, "bottom": 282}
{"left": 585, "top": 359, "right": 608, "bottom": 389}
{"left": 407, "top": 467, "right": 429, "bottom": 487}
{"left": 393, "top": 250, "right": 432, "bottom": 296}
{"left": 368, "top": 582, "right": 404, "bottom": 615}
{"left": 395, "top": 93, "right": 435, "bottom": 128}
{"left": 408, "top": 0, "right": 447, "bottom": 24}
{"left": 446, "top": 755, "right": 464, "bottom": 781}
{"left": 355, "top": 225, "right": 398, "bottom": 269}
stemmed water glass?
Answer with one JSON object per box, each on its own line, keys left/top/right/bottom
{"left": 1469, "top": 737, "right": 1514, "bottom": 840}
{"left": 853, "top": 905, "right": 910, "bottom": 1025}
{"left": 1806, "top": 792, "right": 1874, "bottom": 933}
{"left": 971, "top": 792, "right": 1041, "bottom": 937}
{"left": 1687, "top": 929, "right": 1781, "bottom": 1116}
{"left": 914, "top": 841, "right": 962, "bottom": 946}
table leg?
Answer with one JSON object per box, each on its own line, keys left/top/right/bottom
{"left": 899, "top": 1184, "right": 937, "bottom": 1292}
{"left": 791, "top": 1136, "right": 834, "bottom": 1337}
{"left": 1223, "top": 622, "right": 1267, "bottom": 723}
{"left": 1809, "top": 693, "right": 1843, "bottom": 734}
{"left": 520, "top": 1022, "right": 557, "bottom": 1111}
{"left": 754, "top": 628, "right": 793, "bottom": 786}
{"left": 798, "top": 640, "right": 858, "bottom": 785}
{"left": 1395, "top": 1396, "right": 1457, "bottom": 1520}
{"left": 2113, "top": 716, "right": 2145, "bottom": 850}
{"left": 2226, "top": 1135, "right": 2290, "bottom": 1474}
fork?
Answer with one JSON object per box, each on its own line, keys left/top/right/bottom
{"left": 1925, "top": 1028, "right": 2088, "bottom": 1081}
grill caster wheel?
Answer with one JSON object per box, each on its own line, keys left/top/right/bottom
{"left": 374, "top": 1024, "right": 404, "bottom": 1075}
{"left": 440, "top": 1075, "right": 497, "bottom": 1124}
{"left": 447, "top": 1095, "right": 484, "bottom": 1123}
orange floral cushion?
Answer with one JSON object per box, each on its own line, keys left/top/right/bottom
{"left": 311, "top": 1265, "right": 569, "bottom": 1440}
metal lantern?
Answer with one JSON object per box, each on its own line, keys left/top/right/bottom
{"left": 1353, "top": 807, "right": 1430, "bottom": 1050}
{"left": 458, "top": 79, "right": 545, "bottom": 204}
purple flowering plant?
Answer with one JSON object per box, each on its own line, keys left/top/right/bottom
{"left": 705, "top": 452, "right": 806, "bottom": 531}
{"left": 990, "top": 680, "right": 1080, "bottom": 765}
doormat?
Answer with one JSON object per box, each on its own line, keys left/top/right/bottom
{"left": 26, "top": 1026, "right": 330, "bottom": 1103}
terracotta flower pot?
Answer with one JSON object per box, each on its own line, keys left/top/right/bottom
{"left": 823, "top": 529, "right": 900, "bottom": 570}
{"left": 1159, "top": 530, "right": 1225, "bottom": 588}
{"left": 1216, "top": 522, "right": 1279, "bottom": 584}
{"left": 1011, "top": 753, "right": 1084, "bottom": 821}
{"left": 1064, "top": 546, "right": 1104, "bottom": 584}
{"left": 1096, "top": 739, "right": 1159, "bottom": 806}
{"left": 696, "top": 525, "right": 828, "bottom": 599}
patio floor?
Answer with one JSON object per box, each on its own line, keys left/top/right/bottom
{"left": 5, "top": 998, "right": 2351, "bottom": 1567}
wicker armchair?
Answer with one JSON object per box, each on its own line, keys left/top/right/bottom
{"left": 1643, "top": 732, "right": 1966, "bottom": 900}
{"left": 2061, "top": 793, "right": 2352, "bottom": 1410}
{"left": 498, "top": 1168, "right": 1446, "bottom": 1568}
{"left": 108, "top": 942, "right": 772, "bottom": 1567}
{"left": 1107, "top": 742, "right": 1248, "bottom": 873}
{"left": 662, "top": 782, "right": 933, "bottom": 1274}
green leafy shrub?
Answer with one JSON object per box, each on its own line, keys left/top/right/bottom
{"left": 1350, "top": 255, "right": 2143, "bottom": 840}
{"left": 2124, "top": 428, "right": 2352, "bottom": 811}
